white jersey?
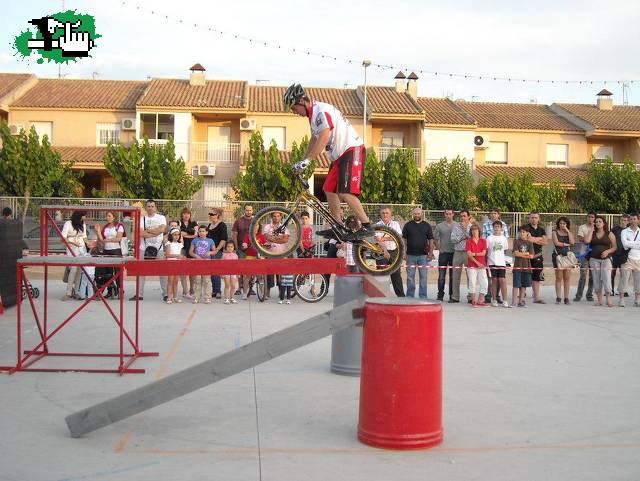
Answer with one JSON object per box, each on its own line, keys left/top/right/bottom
{"left": 309, "top": 101, "right": 362, "bottom": 161}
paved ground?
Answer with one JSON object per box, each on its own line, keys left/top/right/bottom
{"left": 1, "top": 277, "right": 639, "bottom": 481}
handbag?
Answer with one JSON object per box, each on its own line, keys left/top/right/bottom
{"left": 144, "top": 245, "right": 158, "bottom": 259}
{"left": 556, "top": 251, "right": 578, "bottom": 269}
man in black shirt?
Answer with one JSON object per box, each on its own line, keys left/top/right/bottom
{"left": 402, "top": 207, "right": 434, "bottom": 299}
{"left": 611, "top": 214, "right": 630, "bottom": 295}
{"left": 522, "top": 212, "right": 548, "bottom": 304}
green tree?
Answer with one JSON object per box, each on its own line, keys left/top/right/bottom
{"left": 575, "top": 157, "right": 640, "bottom": 213}
{"left": 536, "top": 180, "right": 568, "bottom": 212}
{"left": 102, "top": 137, "right": 203, "bottom": 200}
{"left": 230, "top": 132, "right": 313, "bottom": 201}
{"left": 0, "top": 122, "right": 82, "bottom": 218}
{"left": 382, "top": 148, "right": 420, "bottom": 204}
{"left": 419, "top": 157, "right": 473, "bottom": 210}
{"left": 360, "top": 149, "right": 384, "bottom": 203}
{"left": 475, "top": 171, "right": 539, "bottom": 212}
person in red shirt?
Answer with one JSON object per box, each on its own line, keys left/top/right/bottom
{"left": 297, "top": 211, "right": 315, "bottom": 258}
{"left": 466, "top": 224, "right": 489, "bottom": 307}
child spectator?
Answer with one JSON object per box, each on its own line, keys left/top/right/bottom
{"left": 512, "top": 227, "right": 535, "bottom": 308}
{"left": 222, "top": 241, "right": 239, "bottom": 304}
{"left": 164, "top": 228, "right": 184, "bottom": 304}
{"left": 298, "top": 211, "right": 315, "bottom": 258}
{"left": 466, "top": 224, "right": 488, "bottom": 307}
{"left": 278, "top": 270, "right": 294, "bottom": 304}
{"left": 241, "top": 223, "right": 260, "bottom": 299}
{"left": 487, "top": 220, "right": 509, "bottom": 307}
{"left": 189, "top": 225, "right": 215, "bottom": 304}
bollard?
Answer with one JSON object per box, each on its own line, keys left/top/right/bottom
{"left": 330, "top": 275, "right": 365, "bottom": 376}
{"left": 358, "top": 297, "right": 443, "bottom": 450}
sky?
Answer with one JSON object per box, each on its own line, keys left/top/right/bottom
{"left": 1, "top": 0, "right": 639, "bottom": 105}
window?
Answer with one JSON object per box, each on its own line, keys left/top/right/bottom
{"left": 140, "top": 113, "right": 174, "bottom": 140}
{"left": 262, "top": 126, "right": 286, "bottom": 149}
{"left": 547, "top": 144, "right": 568, "bottom": 167}
{"left": 31, "top": 121, "right": 53, "bottom": 142}
{"left": 486, "top": 141, "right": 508, "bottom": 164}
{"left": 381, "top": 131, "right": 404, "bottom": 147}
{"left": 96, "top": 123, "right": 121, "bottom": 145}
{"left": 592, "top": 145, "right": 613, "bottom": 161}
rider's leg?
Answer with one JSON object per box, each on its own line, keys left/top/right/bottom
{"left": 325, "top": 191, "right": 342, "bottom": 221}
{"left": 338, "top": 193, "right": 370, "bottom": 224}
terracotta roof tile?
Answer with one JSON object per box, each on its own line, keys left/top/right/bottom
{"left": 475, "top": 165, "right": 586, "bottom": 186}
{"left": 554, "top": 103, "right": 640, "bottom": 132}
{"left": 54, "top": 146, "right": 107, "bottom": 168}
{"left": 456, "top": 101, "right": 583, "bottom": 131}
{"left": 248, "top": 85, "right": 363, "bottom": 116}
{"left": 138, "top": 79, "right": 247, "bottom": 109}
{"left": 12, "top": 79, "right": 146, "bottom": 110}
{"left": 242, "top": 149, "right": 331, "bottom": 169}
{"left": 364, "top": 86, "right": 423, "bottom": 115}
{"left": 0, "top": 73, "right": 34, "bottom": 101}
{"left": 417, "top": 97, "right": 475, "bottom": 126}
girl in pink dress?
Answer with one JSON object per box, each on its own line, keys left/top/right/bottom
{"left": 222, "top": 241, "right": 239, "bottom": 304}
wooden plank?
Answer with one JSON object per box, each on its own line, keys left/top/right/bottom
{"left": 125, "top": 258, "right": 347, "bottom": 276}
{"left": 65, "top": 298, "right": 365, "bottom": 438}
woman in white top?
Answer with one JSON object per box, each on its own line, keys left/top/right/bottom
{"left": 164, "top": 228, "right": 184, "bottom": 304}
{"left": 94, "top": 211, "right": 126, "bottom": 298}
{"left": 61, "top": 211, "right": 88, "bottom": 300}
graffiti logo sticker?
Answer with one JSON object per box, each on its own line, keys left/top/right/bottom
{"left": 13, "top": 10, "right": 99, "bottom": 64}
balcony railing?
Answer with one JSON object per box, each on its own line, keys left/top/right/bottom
{"left": 373, "top": 147, "right": 421, "bottom": 166}
{"left": 188, "top": 142, "right": 241, "bottom": 162}
{"left": 593, "top": 158, "right": 640, "bottom": 170}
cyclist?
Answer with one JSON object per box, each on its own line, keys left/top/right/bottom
{"left": 284, "top": 83, "right": 374, "bottom": 241}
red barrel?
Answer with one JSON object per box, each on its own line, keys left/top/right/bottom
{"left": 358, "top": 298, "right": 443, "bottom": 450}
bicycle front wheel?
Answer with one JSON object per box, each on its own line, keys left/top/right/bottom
{"left": 294, "top": 273, "right": 329, "bottom": 303}
{"left": 249, "top": 206, "right": 302, "bottom": 259}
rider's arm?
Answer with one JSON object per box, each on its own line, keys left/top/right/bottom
{"left": 304, "top": 128, "right": 332, "bottom": 160}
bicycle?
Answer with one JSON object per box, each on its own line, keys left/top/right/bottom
{"left": 293, "top": 272, "right": 329, "bottom": 303}
{"left": 246, "top": 273, "right": 268, "bottom": 302}
{"left": 249, "top": 174, "right": 404, "bottom": 276}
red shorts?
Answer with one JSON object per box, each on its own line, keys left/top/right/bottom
{"left": 322, "top": 145, "right": 365, "bottom": 196}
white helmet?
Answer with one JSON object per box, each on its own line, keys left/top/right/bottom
{"left": 283, "top": 83, "right": 306, "bottom": 109}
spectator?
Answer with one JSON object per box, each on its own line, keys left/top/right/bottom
{"left": 164, "top": 227, "right": 185, "bottom": 304}
{"left": 450, "top": 210, "right": 471, "bottom": 303}
{"left": 278, "top": 270, "right": 294, "bottom": 305}
{"left": 482, "top": 208, "right": 509, "bottom": 304}
{"left": 233, "top": 204, "right": 254, "bottom": 297}
{"left": 434, "top": 208, "right": 456, "bottom": 302}
{"left": 466, "top": 224, "right": 488, "bottom": 307}
{"left": 2, "top": 207, "right": 12, "bottom": 219}
{"left": 132, "top": 200, "right": 167, "bottom": 301}
{"left": 263, "top": 211, "right": 291, "bottom": 297}
{"left": 574, "top": 212, "right": 596, "bottom": 302}
{"left": 552, "top": 216, "right": 575, "bottom": 305}
{"left": 298, "top": 211, "right": 315, "bottom": 258}
{"left": 207, "top": 208, "right": 228, "bottom": 299}
{"left": 487, "top": 220, "right": 509, "bottom": 308}
{"left": 179, "top": 208, "right": 198, "bottom": 300}
{"left": 376, "top": 206, "right": 404, "bottom": 297}
{"left": 241, "top": 221, "right": 261, "bottom": 299}
{"left": 584, "top": 215, "right": 617, "bottom": 307}
{"left": 61, "top": 211, "right": 89, "bottom": 301}
{"left": 221, "top": 241, "right": 239, "bottom": 304}
{"left": 189, "top": 225, "right": 215, "bottom": 304}
{"left": 611, "top": 214, "right": 630, "bottom": 295}
{"left": 619, "top": 212, "right": 640, "bottom": 307}
{"left": 523, "top": 212, "right": 548, "bottom": 304}
{"left": 402, "top": 207, "right": 434, "bottom": 299}
{"left": 94, "top": 211, "right": 126, "bottom": 298}
{"left": 512, "top": 227, "right": 535, "bottom": 308}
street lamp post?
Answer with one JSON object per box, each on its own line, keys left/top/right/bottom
{"left": 362, "top": 60, "right": 371, "bottom": 148}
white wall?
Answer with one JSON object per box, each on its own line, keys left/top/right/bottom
{"left": 173, "top": 113, "right": 191, "bottom": 161}
{"left": 423, "top": 128, "right": 475, "bottom": 163}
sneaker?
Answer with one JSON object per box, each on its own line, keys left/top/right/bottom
{"left": 555, "top": 297, "right": 561, "bottom": 304}
{"left": 278, "top": 300, "right": 284, "bottom": 304}
{"left": 163, "top": 296, "right": 168, "bottom": 302}
{"left": 285, "top": 299, "right": 291, "bottom": 305}
{"left": 183, "top": 293, "right": 193, "bottom": 300}
{"left": 476, "top": 302, "right": 490, "bottom": 308}
{"left": 230, "top": 298, "right": 238, "bottom": 304}
{"left": 518, "top": 301, "right": 527, "bottom": 308}
{"left": 564, "top": 298, "right": 571, "bottom": 305}
{"left": 533, "top": 299, "right": 546, "bottom": 304}
{"left": 491, "top": 300, "right": 499, "bottom": 307}
{"left": 573, "top": 296, "right": 581, "bottom": 302}
{"left": 215, "top": 293, "right": 222, "bottom": 299}
{"left": 61, "top": 294, "right": 71, "bottom": 301}
{"left": 224, "top": 298, "right": 230, "bottom": 304}
{"left": 174, "top": 298, "right": 182, "bottom": 303}
{"left": 166, "top": 299, "right": 173, "bottom": 304}
{"left": 502, "top": 301, "right": 510, "bottom": 308}
{"left": 241, "top": 293, "right": 248, "bottom": 300}
{"left": 205, "top": 299, "right": 212, "bottom": 304}
{"left": 437, "top": 296, "right": 444, "bottom": 301}
{"left": 234, "top": 289, "right": 241, "bottom": 296}
{"left": 586, "top": 296, "right": 594, "bottom": 302}
{"left": 129, "top": 295, "right": 143, "bottom": 301}
{"left": 343, "top": 225, "right": 376, "bottom": 241}
{"left": 193, "top": 299, "right": 199, "bottom": 304}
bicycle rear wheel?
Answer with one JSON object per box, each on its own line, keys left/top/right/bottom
{"left": 294, "top": 273, "right": 329, "bottom": 303}
{"left": 353, "top": 225, "right": 404, "bottom": 276}
{"left": 256, "top": 275, "right": 267, "bottom": 302}
{"left": 249, "top": 206, "right": 302, "bottom": 259}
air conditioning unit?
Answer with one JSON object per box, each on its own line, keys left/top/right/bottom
{"left": 474, "top": 134, "right": 490, "bottom": 149}
{"left": 121, "top": 118, "right": 136, "bottom": 130}
{"left": 9, "top": 124, "right": 25, "bottom": 135}
{"left": 239, "top": 118, "right": 257, "bottom": 131}
{"left": 196, "top": 164, "right": 216, "bottom": 176}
